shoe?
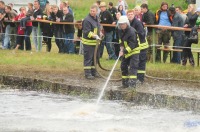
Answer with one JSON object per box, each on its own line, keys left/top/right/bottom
{"left": 128, "top": 79, "right": 136, "bottom": 88}
{"left": 91, "top": 69, "right": 101, "bottom": 78}
{"left": 85, "top": 75, "right": 95, "bottom": 80}
{"left": 136, "top": 80, "right": 143, "bottom": 85}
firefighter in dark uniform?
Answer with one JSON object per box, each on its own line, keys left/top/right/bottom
{"left": 118, "top": 16, "right": 140, "bottom": 88}
{"left": 127, "top": 10, "right": 148, "bottom": 83}
{"left": 82, "top": 5, "right": 101, "bottom": 79}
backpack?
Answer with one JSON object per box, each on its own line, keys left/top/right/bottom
{"left": 188, "top": 26, "right": 198, "bottom": 44}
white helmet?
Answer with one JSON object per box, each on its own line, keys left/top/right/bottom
{"left": 117, "top": 16, "right": 130, "bottom": 29}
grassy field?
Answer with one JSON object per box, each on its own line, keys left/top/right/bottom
{"left": 67, "top": 0, "right": 188, "bottom": 20}
{"left": 0, "top": 41, "right": 200, "bottom": 81}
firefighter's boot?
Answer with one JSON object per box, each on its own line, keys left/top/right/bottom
{"left": 137, "top": 74, "right": 144, "bottom": 84}
{"left": 84, "top": 69, "right": 95, "bottom": 80}
{"left": 91, "top": 68, "right": 100, "bottom": 78}
{"left": 122, "top": 78, "right": 129, "bottom": 88}
{"left": 129, "top": 79, "right": 136, "bottom": 88}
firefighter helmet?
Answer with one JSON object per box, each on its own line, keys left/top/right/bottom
{"left": 118, "top": 16, "right": 130, "bottom": 29}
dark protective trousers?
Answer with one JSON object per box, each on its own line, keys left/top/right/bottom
{"left": 83, "top": 44, "right": 95, "bottom": 76}
{"left": 137, "top": 49, "right": 147, "bottom": 82}
{"left": 121, "top": 54, "right": 139, "bottom": 87}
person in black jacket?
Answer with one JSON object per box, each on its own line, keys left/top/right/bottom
{"left": 169, "top": 7, "right": 184, "bottom": 64}
{"left": 30, "top": 0, "right": 43, "bottom": 51}
{"left": 59, "top": 6, "right": 75, "bottom": 54}
{"left": 51, "top": 5, "right": 64, "bottom": 53}
{"left": 82, "top": 5, "right": 101, "bottom": 79}
{"left": 127, "top": 9, "right": 148, "bottom": 84}
{"left": 182, "top": 4, "right": 198, "bottom": 66}
{"left": 118, "top": 16, "right": 140, "bottom": 88}
{"left": 108, "top": 2, "right": 117, "bottom": 21}
{"left": 99, "top": 2, "right": 117, "bottom": 60}
{"left": 141, "top": 3, "right": 155, "bottom": 62}
{"left": 42, "top": 5, "right": 53, "bottom": 52}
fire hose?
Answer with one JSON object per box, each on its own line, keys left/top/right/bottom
{"left": 93, "top": 40, "right": 200, "bottom": 83}
{"left": 94, "top": 40, "right": 121, "bottom": 81}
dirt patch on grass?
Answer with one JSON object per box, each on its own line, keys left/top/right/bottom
{"left": 0, "top": 64, "right": 121, "bottom": 89}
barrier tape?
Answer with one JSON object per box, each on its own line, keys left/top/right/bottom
{"left": 0, "top": 32, "right": 200, "bottom": 50}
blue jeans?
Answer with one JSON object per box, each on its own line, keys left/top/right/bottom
{"left": 25, "top": 26, "right": 32, "bottom": 50}
{"left": 171, "top": 38, "right": 182, "bottom": 64}
{"left": 100, "top": 31, "right": 117, "bottom": 59}
{"left": 32, "top": 26, "right": 42, "bottom": 51}
{"left": 3, "top": 25, "right": 10, "bottom": 49}
{"left": 64, "top": 33, "right": 74, "bottom": 54}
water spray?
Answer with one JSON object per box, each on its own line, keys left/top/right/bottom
{"left": 96, "top": 56, "right": 120, "bottom": 105}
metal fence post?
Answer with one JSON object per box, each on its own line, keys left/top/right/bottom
{"left": 38, "top": 22, "right": 41, "bottom": 51}
{"left": 152, "top": 28, "right": 155, "bottom": 64}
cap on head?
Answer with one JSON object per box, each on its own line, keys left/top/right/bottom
{"left": 99, "top": 2, "right": 106, "bottom": 7}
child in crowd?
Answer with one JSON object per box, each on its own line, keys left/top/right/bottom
{"left": 20, "top": 3, "right": 33, "bottom": 29}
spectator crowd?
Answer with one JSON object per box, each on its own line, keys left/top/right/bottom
{"left": 0, "top": 0, "right": 200, "bottom": 67}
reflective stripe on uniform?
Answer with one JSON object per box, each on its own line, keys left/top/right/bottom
{"left": 81, "top": 38, "right": 96, "bottom": 45}
{"left": 139, "top": 41, "right": 149, "bottom": 50}
{"left": 123, "top": 40, "right": 141, "bottom": 58}
{"left": 137, "top": 70, "right": 146, "bottom": 74}
{"left": 129, "top": 75, "right": 137, "bottom": 79}
{"left": 124, "top": 41, "right": 132, "bottom": 53}
{"left": 119, "top": 39, "right": 122, "bottom": 44}
{"left": 122, "top": 76, "right": 129, "bottom": 79}
{"left": 84, "top": 66, "right": 92, "bottom": 70}
{"left": 125, "top": 47, "right": 140, "bottom": 58}
{"left": 94, "top": 28, "right": 97, "bottom": 35}
{"left": 88, "top": 31, "right": 94, "bottom": 38}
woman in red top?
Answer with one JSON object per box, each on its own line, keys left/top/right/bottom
{"left": 14, "top": 7, "right": 26, "bottom": 50}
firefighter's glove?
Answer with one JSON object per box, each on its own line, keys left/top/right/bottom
{"left": 93, "top": 35, "right": 101, "bottom": 40}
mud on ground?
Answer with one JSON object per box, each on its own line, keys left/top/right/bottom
{"left": 1, "top": 65, "right": 200, "bottom": 100}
